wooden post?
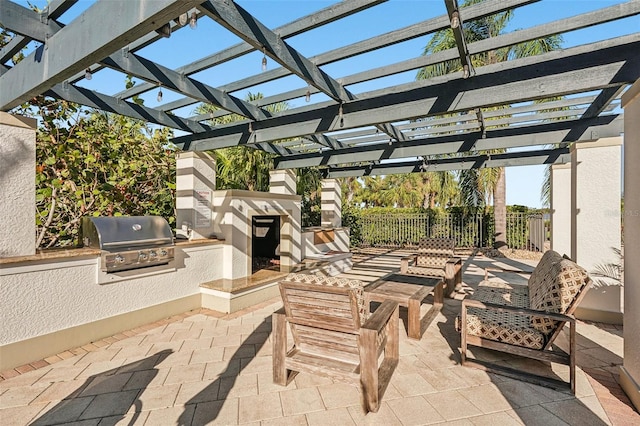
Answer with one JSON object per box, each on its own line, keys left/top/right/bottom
{"left": 359, "top": 327, "right": 379, "bottom": 412}
{"left": 272, "top": 308, "right": 288, "bottom": 385}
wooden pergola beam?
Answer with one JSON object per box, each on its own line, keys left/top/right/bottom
{"left": 275, "top": 116, "right": 622, "bottom": 169}
{"left": 115, "top": 0, "right": 387, "bottom": 101}
{"left": 322, "top": 148, "right": 571, "bottom": 178}
{"left": 0, "top": 0, "right": 204, "bottom": 110}
{"left": 172, "top": 36, "right": 639, "bottom": 150}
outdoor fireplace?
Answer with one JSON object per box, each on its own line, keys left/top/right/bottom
{"left": 251, "top": 216, "right": 280, "bottom": 274}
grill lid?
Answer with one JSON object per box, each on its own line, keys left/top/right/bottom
{"left": 81, "top": 216, "right": 173, "bottom": 251}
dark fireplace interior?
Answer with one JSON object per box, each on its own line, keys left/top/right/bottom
{"left": 252, "top": 216, "right": 280, "bottom": 274}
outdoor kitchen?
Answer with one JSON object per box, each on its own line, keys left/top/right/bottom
{"left": 0, "top": 126, "right": 350, "bottom": 371}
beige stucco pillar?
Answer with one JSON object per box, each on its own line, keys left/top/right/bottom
{"left": 175, "top": 151, "right": 216, "bottom": 240}
{"left": 321, "top": 178, "right": 342, "bottom": 228}
{"left": 269, "top": 169, "right": 296, "bottom": 195}
{"left": 0, "top": 113, "right": 36, "bottom": 257}
{"left": 550, "top": 163, "right": 571, "bottom": 257}
{"left": 570, "top": 137, "right": 623, "bottom": 324}
{"left": 620, "top": 79, "right": 640, "bottom": 411}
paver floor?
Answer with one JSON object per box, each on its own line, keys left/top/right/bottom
{"left": 1, "top": 249, "right": 637, "bottom": 425}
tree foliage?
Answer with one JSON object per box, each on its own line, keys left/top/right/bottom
{"left": 194, "top": 93, "right": 289, "bottom": 192}
{"left": 1, "top": 32, "right": 177, "bottom": 249}
{"left": 416, "top": 0, "right": 562, "bottom": 247}
{"left": 28, "top": 98, "right": 176, "bottom": 248}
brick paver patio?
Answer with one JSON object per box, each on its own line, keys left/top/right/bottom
{"left": 1, "top": 249, "right": 637, "bottom": 425}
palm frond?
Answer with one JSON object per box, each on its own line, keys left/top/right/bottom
{"left": 591, "top": 247, "right": 623, "bottom": 287}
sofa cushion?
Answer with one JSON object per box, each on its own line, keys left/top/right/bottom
{"left": 465, "top": 307, "right": 546, "bottom": 350}
{"left": 472, "top": 281, "right": 529, "bottom": 308}
{"left": 403, "top": 266, "right": 446, "bottom": 278}
{"left": 527, "top": 250, "right": 591, "bottom": 334}
{"left": 285, "top": 273, "right": 368, "bottom": 324}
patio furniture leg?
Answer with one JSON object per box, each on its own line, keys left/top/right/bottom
{"left": 570, "top": 321, "right": 576, "bottom": 394}
{"left": 388, "top": 305, "right": 400, "bottom": 360}
{"left": 433, "top": 280, "right": 444, "bottom": 307}
{"left": 407, "top": 293, "right": 422, "bottom": 339}
{"left": 360, "top": 327, "right": 379, "bottom": 413}
{"left": 445, "top": 258, "right": 462, "bottom": 298}
{"left": 460, "top": 303, "right": 467, "bottom": 364}
{"left": 272, "top": 308, "right": 288, "bottom": 385}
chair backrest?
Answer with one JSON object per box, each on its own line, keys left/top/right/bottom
{"left": 279, "top": 274, "right": 367, "bottom": 365}
{"left": 527, "top": 250, "right": 592, "bottom": 336}
{"left": 416, "top": 238, "right": 455, "bottom": 268}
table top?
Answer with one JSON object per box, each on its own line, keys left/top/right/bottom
{"left": 364, "top": 273, "right": 441, "bottom": 304}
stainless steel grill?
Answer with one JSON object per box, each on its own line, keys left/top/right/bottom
{"left": 81, "top": 216, "right": 175, "bottom": 273}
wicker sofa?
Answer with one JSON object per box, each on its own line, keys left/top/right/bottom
{"left": 460, "top": 250, "right": 592, "bottom": 393}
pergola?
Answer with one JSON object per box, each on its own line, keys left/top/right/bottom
{"left": 2, "top": 0, "right": 640, "bottom": 411}
{"left": 1, "top": 0, "right": 638, "bottom": 178}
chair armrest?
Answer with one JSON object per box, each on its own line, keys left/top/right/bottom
{"left": 446, "top": 257, "right": 462, "bottom": 266}
{"left": 462, "top": 298, "right": 576, "bottom": 323}
{"left": 400, "top": 255, "right": 416, "bottom": 273}
{"left": 362, "top": 300, "right": 399, "bottom": 333}
{"left": 484, "top": 266, "right": 534, "bottom": 280}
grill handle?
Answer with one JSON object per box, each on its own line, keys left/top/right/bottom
{"left": 101, "top": 238, "right": 172, "bottom": 248}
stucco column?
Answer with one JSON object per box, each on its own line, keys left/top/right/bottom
{"left": 176, "top": 151, "right": 216, "bottom": 240}
{"left": 550, "top": 163, "right": 571, "bottom": 256}
{"left": 269, "top": 169, "right": 296, "bottom": 195}
{"left": 570, "top": 137, "right": 622, "bottom": 324}
{"left": 0, "top": 113, "right": 36, "bottom": 257}
{"left": 620, "top": 79, "right": 640, "bottom": 411}
{"left": 321, "top": 179, "right": 342, "bottom": 228}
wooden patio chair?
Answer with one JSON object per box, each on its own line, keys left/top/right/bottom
{"left": 272, "top": 273, "right": 400, "bottom": 413}
{"left": 459, "top": 250, "right": 592, "bottom": 393}
{"left": 401, "top": 238, "right": 462, "bottom": 297}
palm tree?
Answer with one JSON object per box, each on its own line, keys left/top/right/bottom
{"left": 381, "top": 174, "right": 422, "bottom": 208}
{"left": 340, "top": 176, "right": 362, "bottom": 206}
{"left": 359, "top": 176, "right": 386, "bottom": 207}
{"left": 194, "top": 93, "right": 289, "bottom": 192}
{"left": 417, "top": 0, "right": 562, "bottom": 248}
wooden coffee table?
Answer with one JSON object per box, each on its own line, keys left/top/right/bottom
{"left": 364, "top": 273, "right": 443, "bottom": 340}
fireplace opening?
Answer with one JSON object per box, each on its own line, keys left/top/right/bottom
{"left": 252, "top": 216, "right": 280, "bottom": 274}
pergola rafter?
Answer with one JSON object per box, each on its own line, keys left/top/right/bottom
{"left": 323, "top": 147, "right": 571, "bottom": 179}
{"left": 275, "top": 116, "right": 623, "bottom": 170}
{"left": 0, "top": 0, "right": 206, "bottom": 110}
{"left": 171, "top": 36, "right": 639, "bottom": 148}
{"left": 185, "top": 1, "right": 638, "bottom": 133}
{"left": 445, "top": 0, "right": 475, "bottom": 79}
{"left": 116, "top": 0, "right": 386, "bottom": 102}
{"left": 0, "top": 0, "right": 637, "bottom": 175}
{"left": 162, "top": 0, "right": 536, "bottom": 116}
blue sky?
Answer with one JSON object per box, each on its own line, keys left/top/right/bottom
{"left": 13, "top": 0, "right": 635, "bottom": 208}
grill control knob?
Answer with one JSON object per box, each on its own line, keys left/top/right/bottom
{"left": 149, "top": 250, "right": 158, "bottom": 259}
{"left": 138, "top": 251, "right": 148, "bottom": 262}
{"left": 115, "top": 254, "right": 125, "bottom": 263}
{"left": 159, "top": 249, "right": 168, "bottom": 256}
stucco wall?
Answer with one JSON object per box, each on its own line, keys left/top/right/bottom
{"left": 550, "top": 163, "right": 571, "bottom": 256}
{"left": 302, "top": 228, "right": 351, "bottom": 256}
{"left": 211, "top": 190, "right": 302, "bottom": 280}
{"left": 0, "top": 243, "right": 223, "bottom": 346}
{"left": 622, "top": 82, "right": 640, "bottom": 407}
{"left": 571, "top": 138, "right": 623, "bottom": 320}
{"left": 176, "top": 151, "right": 217, "bottom": 240}
{"left": 0, "top": 113, "right": 36, "bottom": 257}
